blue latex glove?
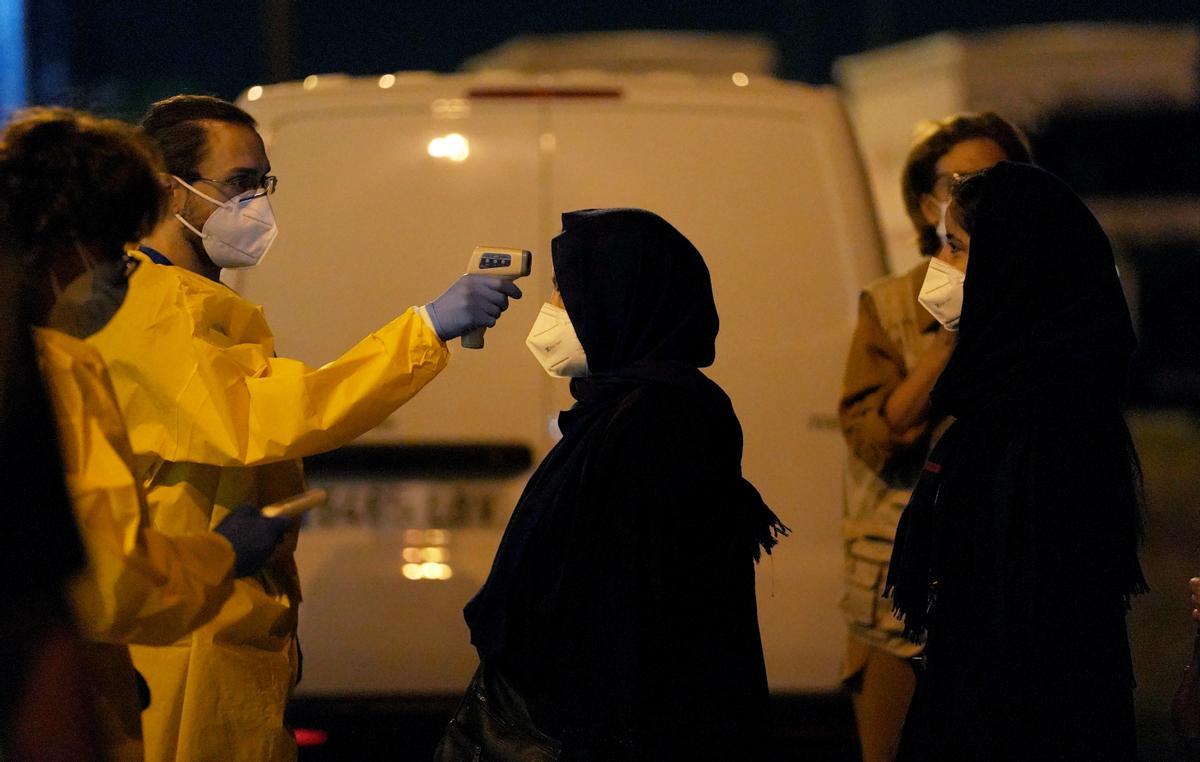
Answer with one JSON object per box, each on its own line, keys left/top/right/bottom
{"left": 425, "top": 274, "right": 522, "bottom": 341}
{"left": 213, "top": 504, "right": 292, "bottom": 578}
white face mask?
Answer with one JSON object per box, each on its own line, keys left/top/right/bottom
{"left": 47, "top": 247, "right": 130, "bottom": 338}
{"left": 935, "top": 198, "right": 951, "bottom": 246}
{"left": 918, "top": 257, "right": 966, "bottom": 331}
{"left": 173, "top": 176, "right": 278, "bottom": 269}
{"left": 525, "top": 303, "right": 589, "bottom": 378}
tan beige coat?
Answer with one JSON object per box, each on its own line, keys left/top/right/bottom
{"left": 839, "top": 260, "right": 941, "bottom": 662}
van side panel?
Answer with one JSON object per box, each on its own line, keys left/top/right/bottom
{"left": 235, "top": 80, "right": 885, "bottom": 695}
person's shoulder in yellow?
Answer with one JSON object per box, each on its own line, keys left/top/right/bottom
{"left": 34, "top": 326, "right": 236, "bottom": 645}
{"left": 123, "top": 245, "right": 277, "bottom": 347}
{"left": 90, "top": 248, "right": 451, "bottom": 468}
{"left": 33, "top": 324, "right": 236, "bottom": 762}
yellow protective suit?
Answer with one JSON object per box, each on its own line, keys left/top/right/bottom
{"left": 35, "top": 327, "right": 236, "bottom": 762}
{"left": 88, "top": 250, "right": 450, "bottom": 761}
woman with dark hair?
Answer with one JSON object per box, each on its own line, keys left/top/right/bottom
{"left": 899, "top": 113, "right": 1034, "bottom": 259}
{"left": 0, "top": 107, "right": 291, "bottom": 760}
{"left": 838, "top": 111, "right": 1033, "bottom": 761}
{"left": 887, "top": 162, "right": 1148, "bottom": 760}
{"left": 440, "top": 208, "right": 786, "bottom": 760}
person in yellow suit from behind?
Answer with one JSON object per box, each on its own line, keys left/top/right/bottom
{"left": 0, "top": 109, "right": 294, "bottom": 760}
{"left": 87, "top": 95, "right": 522, "bottom": 761}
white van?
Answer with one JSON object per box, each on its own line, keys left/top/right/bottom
{"left": 233, "top": 70, "right": 885, "bottom": 698}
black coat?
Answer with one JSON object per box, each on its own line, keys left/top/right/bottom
{"left": 887, "top": 163, "right": 1147, "bottom": 760}
{"left": 465, "top": 209, "right": 783, "bottom": 759}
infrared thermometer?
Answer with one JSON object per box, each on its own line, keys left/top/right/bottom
{"left": 261, "top": 488, "right": 328, "bottom": 520}
{"left": 462, "top": 246, "right": 532, "bottom": 349}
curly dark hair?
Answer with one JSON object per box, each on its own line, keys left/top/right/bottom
{"left": 0, "top": 108, "right": 166, "bottom": 260}
{"left": 900, "top": 112, "right": 1033, "bottom": 256}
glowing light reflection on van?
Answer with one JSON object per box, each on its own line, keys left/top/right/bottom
{"left": 420, "top": 547, "right": 448, "bottom": 563}
{"left": 401, "top": 562, "right": 454, "bottom": 581}
{"left": 427, "top": 133, "right": 470, "bottom": 162}
{"left": 400, "top": 530, "right": 453, "bottom": 580}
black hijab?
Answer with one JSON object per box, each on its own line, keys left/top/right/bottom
{"left": 554, "top": 207, "right": 718, "bottom": 374}
{"left": 560, "top": 209, "right": 785, "bottom": 566}
{"left": 463, "top": 208, "right": 782, "bottom": 657}
{"left": 931, "top": 161, "right": 1137, "bottom": 418}
{"left": 887, "top": 163, "right": 1147, "bottom": 640}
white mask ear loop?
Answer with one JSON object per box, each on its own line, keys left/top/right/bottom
{"left": 171, "top": 175, "right": 224, "bottom": 206}
{"left": 175, "top": 213, "right": 206, "bottom": 239}
{"left": 171, "top": 175, "right": 222, "bottom": 238}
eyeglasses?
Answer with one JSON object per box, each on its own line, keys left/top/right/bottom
{"left": 191, "top": 173, "right": 278, "bottom": 199}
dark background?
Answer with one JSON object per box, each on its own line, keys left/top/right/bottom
{"left": 15, "top": 2, "right": 1200, "bottom": 759}
{"left": 23, "top": 0, "right": 1200, "bottom": 118}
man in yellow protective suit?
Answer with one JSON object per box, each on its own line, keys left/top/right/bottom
{"left": 1, "top": 109, "right": 293, "bottom": 760}
{"left": 88, "top": 95, "right": 522, "bottom": 761}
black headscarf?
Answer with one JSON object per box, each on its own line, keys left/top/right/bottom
{"left": 931, "top": 161, "right": 1137, "bottom": 418}
{"left": 558, "top": 209, "right": 784, "bottom": 562}
{"left": 887, "top": 162, "right": 1148, "bottom": 641}
{"left": 464, "top": 209, "right": 784, "bottom": 754}
{"left": 553, "top": 207, "right": 719, "bottom": 373}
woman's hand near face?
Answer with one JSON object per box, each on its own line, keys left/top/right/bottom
{"left": 882, "top": 326, "right": 957, "bottom": 436}
{"left": 1190, "top": 577, "right": 1200, "bottom": 622}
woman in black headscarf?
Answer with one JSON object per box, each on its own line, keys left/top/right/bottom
{"left": 886, "top": 162, "right": 1148, "bottom": 760}
{"left": 441, "top": 209, "right": 786, "bottom": 760}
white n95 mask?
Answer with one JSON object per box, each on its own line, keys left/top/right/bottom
{"left": 173, "top": 176, "right": 278, "bottom": 269}
{"left": 526, "top": 303, "right": 589, "bottom": 378}
{"left": 918, "top": 257, "right": 966, "bottom": 331}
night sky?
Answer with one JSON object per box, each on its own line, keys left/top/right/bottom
{"left": 24, "top": 0, "right": 1199, "bottom": 119}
